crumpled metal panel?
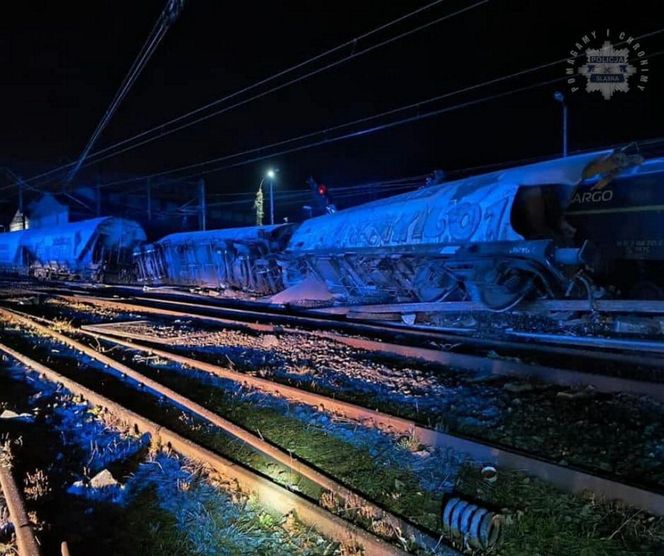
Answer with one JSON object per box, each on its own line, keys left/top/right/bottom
{"left": 287, "top": 150, "right": 612, "bottom": 254}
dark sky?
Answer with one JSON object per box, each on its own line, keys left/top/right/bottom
{"left": 1, "top": 0, "right": 662, "bottom": 221}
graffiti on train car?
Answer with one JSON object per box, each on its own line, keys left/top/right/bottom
{"left": 293, "top": 178, "right": 517, "bottom": 253}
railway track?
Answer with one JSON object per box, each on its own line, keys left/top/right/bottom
{"left": 5, "top": 291, "right": 664, "bottom": 470}
{"left": 69, "top": 325, "right": 664, "bottom": 514}
{"left": 3, "top": 306, "right": 664, "bottom": 517}
{"left": 3, "top": 285, "right": 664, "bottom": 552}
{"left": 33, "top": 290, "right": 664, "bottom": 404}
{"left": 9, "top": 280, "right": 664, "bottom": 370}
{"left": 39, "top": 283, "right": 664, "bottom": 357}
{"left": 0, "top": 323, "right": 441, "bottom": 555}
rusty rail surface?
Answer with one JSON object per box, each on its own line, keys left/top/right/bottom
{"left": 0, "top": 341, "right": 418, "bottom": 556}
{"left": 34, "top": 280, "right": 664, "bottom": 314}
{"left": 58, "top": 294, "right": 664, "bottom": 403}
{"left": 34, "top": 289, "right": 664, "bottom": 371}
{"left": 0, "top": 450, "right": 41, "bottom": 556}
{"left": 4, "top": 305, "right": 664, "bottom": 516}
{"left": 0, "top": 308, "right": 447, "bottom": 554}
{"left": 70, "top": 326, "right": 664, "bottom": 517}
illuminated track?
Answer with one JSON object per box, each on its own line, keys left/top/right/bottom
{"left": 9, "top": 279, "right": 664, "bottom": 362}
{"left": 3, "top": 307, "right": 663, "bottom": 519}
{"left": 42, "top": 291, "right": 664, "bottom": 404}
{"left": 0, "top": 317, "right": 438, "bottom": 556}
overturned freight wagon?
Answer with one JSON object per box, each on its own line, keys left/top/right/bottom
{"left": 0, "top": 217, "right": 146, "bottom": 282}
{"left": 282, "top": 150, "right": 641, "bottom": 310}
{"left": 134, "top": 224, "right": 294, "bottom": 295}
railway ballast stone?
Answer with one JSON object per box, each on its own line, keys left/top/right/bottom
{"left": 89, "top": 469, "right": 120, "bottom": 489}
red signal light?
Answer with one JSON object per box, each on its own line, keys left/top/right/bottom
{"left": 317, "top": 184, "right": 327, "bottom": 196}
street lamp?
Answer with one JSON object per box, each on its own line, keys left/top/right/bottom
{"left": 553, "top": 91, "right": 568, "bottom": 157}
{"left": 266, "top": 168, "right": 277, "bottom": 225}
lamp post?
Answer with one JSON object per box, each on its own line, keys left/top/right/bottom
{"left": 266, "top": 168, "right": 277, "bottom": 225}
{"left": 553, "top": 91, "right": 568, "bottom": 157}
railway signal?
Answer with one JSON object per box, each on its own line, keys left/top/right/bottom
{"left": 306, "top": 176, "right": 336, "bottom": 216}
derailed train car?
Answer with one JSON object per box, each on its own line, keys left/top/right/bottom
{"left": 5, "top": 146, "right": 661, "bottom": 310}
{"left": 566, "top": 156, "right": 664, "bottom": 297}
{"left": 134, "top": 224, "right": 294, "bottom": 295}
{"left": 0, "top": 217, "right": 146, "bottom": 282}
{"left": 282, "top": 150, "right": 642, "bottom": 309}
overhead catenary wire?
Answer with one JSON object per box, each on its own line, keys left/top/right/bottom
{"left": 90, "top": 74, "right": 568, "bottom": 191}
{"left": 64, "top": 27, "right": 168, "bottom": 184}
{"left": 205, "top": 174, "right": 429, "bottom": 198}
{"left": 49, "top": 28, "right": 664, "bottom": 194}
{"left": 63, "top": 0, "right": 185, "bottom": 185}
{"left": 25, "top": 22, "right": 664, "bottom": 193}
{"left": 17, "top": 0, "right": 486, "bottom": 190}
{"left": 215, "top": 185, "right": 420, "bottom": 207}
{"left": 70, "top": 174, "right": 426, "bottom": 219}
{"left": 5, "top": 22, "right": 662, "bottom": 203}
{"left": 93, "top": 176, "right": 426, "bottom": 214}
{"left": 169, "top": 78, "right": 572, "bottom": 182}
{"left": 70, "top": 0, "right": 490, "bottom": 174}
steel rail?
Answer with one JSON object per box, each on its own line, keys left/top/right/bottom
{"left": 312, "top": 299, "right": 664, "bottom": 315}
{"left": 0, "top": 308, "right": 447, "bottom": 554}
{"left": 27, "top": 314, "right": 664, "bottom": 517}
{"left": 82, "top": 319, "right": 664, "bottom": 403}
{"left": 15, "top": 286, "right": 664, "bottom": 372}
{"left": 59, "top": 292, "right": 664, "bottom": 366}
{"left": 0, "top": 341, "right": 418, "bottom": 556}
{"left": 62, "top": 283, "right": 664, "bottom": 316}
{"left": 506, "top": 329, "right": 664, "bottom": 354}
{"left": 0, "top": 450, "right": 42, "bottom": 556}
{"left": 53, "top": 294, "right": 664, "bottom": 403}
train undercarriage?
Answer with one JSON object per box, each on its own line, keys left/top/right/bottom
{"left": 285, "top": 239, "right": 594, "bottom": 311}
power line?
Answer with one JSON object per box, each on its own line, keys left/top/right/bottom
{"left": 206, "top": 182, "right": 421, "bottom": 208}
{"left": 18, "top": 0, "right": 485, "bottom": 189}
{"left": 72, "top": 0, "right": 489, "bottom": 174}
{"left": 64, "top": 0, "right": 185, "bottom": 185}
{"left": 36, "top": 21, "right": 664, "bottom": 192}
{"left": 67, "top": 29, "right": 664, "bottom": 193}
{"left": 205, "top": 175, "right": 428, "bottom": 198}
{"left": 173, "top": 78, "right": 568, "bottom": 182}
{"left": 7, "top": 25, "right": 663, "bottom": 198}
{"left": 91, "top": 76, "right": 566, "bottom": 190}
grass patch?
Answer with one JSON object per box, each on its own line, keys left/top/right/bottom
{"left": 136, "top": 360, "right": 445, "bottom": 533}
{"left": 457, "top": 465, "right": 664, "bottom": 555}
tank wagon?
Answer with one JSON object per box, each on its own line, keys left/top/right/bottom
{"left": 283, "top": 150, "right": 643, "bottom": 309}
{"left": 134, "top": 224, "right": 294, "bottom": 295}
{"left": 0, "top": 217, "right": 146, "bottom": 282}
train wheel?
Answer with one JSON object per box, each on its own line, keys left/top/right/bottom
{"left": 480, "top": 268, "right": 534, "bottom": 312}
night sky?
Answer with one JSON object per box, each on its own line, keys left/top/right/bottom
{"left": 1, "top": 0, "right": 662, "bottom": 221}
